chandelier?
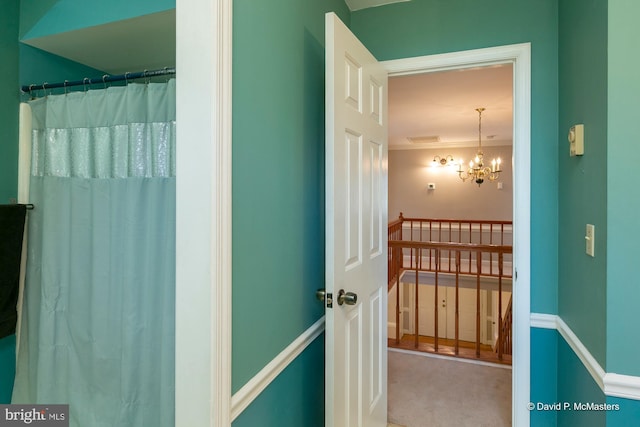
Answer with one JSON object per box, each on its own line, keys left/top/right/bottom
{"left": 457, "top": 107, "right": 501, "bottom": 185}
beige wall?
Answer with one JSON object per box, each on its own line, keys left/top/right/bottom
{"left": 388, "top": 146, "right": 513, "bottom": 221}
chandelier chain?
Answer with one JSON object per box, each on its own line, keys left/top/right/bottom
{"left": 476, "top": 107, "right": 485, "bottom": 152}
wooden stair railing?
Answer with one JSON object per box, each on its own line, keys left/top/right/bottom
{"left": 387, "top": 214, "right": 404, "bottom": 290}
{"left": 387, "top": 226, "right": 513, "bottom": 365}
{"left": 389, "top": 213, "right": 513, "bottom": 280}
{"left": 497, "top": 294, "right": 513, "bottom": 356}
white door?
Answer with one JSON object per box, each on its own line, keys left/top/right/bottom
{"left": 417, "top": 284, "right": 489, "bottom": 343}
{"left": 418, "top": 284, "right": 449, "bottom": 338}
{"left": 325, "top": 12, "right": 388, "bottom": 427}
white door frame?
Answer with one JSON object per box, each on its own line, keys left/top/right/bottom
{"left": 175, "top": 0, "right": 233, "bottom": 426}
{"left": 383, "top": 43, "right": 531, "bottom": 427}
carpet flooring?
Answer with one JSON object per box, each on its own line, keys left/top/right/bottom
{"left": 388, "top": 349, "right": 512, "bottom": 427}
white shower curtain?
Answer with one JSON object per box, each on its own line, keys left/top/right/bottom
{"left": 12, "top": 81, "right": 176, "bottom": 427}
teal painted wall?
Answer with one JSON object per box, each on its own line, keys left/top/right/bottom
{"left": 20, "top": 45, "right": 104, "bottom": 94}
{"left": 232, "top": 335, "right": 325, "bottom": 427}
{"left": 0, "top": 0, "right": 20, "bottom": 404}
{"left": 350, "top": 0, "right": 559, "bottom": 316}
{"left": 531, "top": 328, "right": 558, "bottom": 426}
{"left": 557, "top": 336, "right": 606, "bottom": 427}
{"left": 0, "top": 336, "right": 16, "bottom": 403}
{"left": 1, "top": 0, "right": 20, "bottom": 204}
{"left": 607, "top": 396, "right": 640, "bottom": 426}
{"left": 606, "top": 0, "right": 640, "bottom": 377}
{"left": 20, "top": 0, "right": 174, "bottom": 39}
{"left": 558, "top": 0, "right": 608, "bottom": 369}
{"left": 536, "top": 329, "right": 640, "bottom": 427}
{"left": 231, "top": 0, "right": 350, "bottom": 392}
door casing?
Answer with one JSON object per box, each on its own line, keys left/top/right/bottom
{"left": 175, "top": 0, "right": 233, "bottom": 426}
{"left": 382, "top": 43, "right": 531, "bottom": 427}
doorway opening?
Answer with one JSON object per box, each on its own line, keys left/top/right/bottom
{"left": 382, "top": 43, "right": 531, "bottom": 427}
{"left": 388, "top": 63, "right": 513, "bottom": 361}
{"left": 386, "top": 64, "right": 513, "bottom": 425}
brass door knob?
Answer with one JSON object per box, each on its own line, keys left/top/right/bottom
{"left": 337, "top": 289, "right": 358, "bottom": 306}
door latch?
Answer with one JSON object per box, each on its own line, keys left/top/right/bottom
{"left": 316, "top": 289, "right": 333, "bottom": 308}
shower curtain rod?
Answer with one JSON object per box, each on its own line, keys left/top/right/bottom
{"left": 21, "top": 67, "right": 176, "bottom": 94}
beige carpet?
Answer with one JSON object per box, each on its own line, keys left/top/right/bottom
{"left": 388, "top": 349, "right": 512, "bottom": 427}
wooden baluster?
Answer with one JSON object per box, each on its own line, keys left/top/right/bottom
{"left": 490, "top": 223, "right": 494, "bottom": 276}
{"left": 468, "top": 222, "right": 472, "bottom": 273}
{"left": 455, "top": 250, "right": 460, "bottom": 355}
{"left": 439, "top": 221, "right": 442, "bottom": 272}
{"left": 479, "top": 224, "right": 483, "bottom": 276}
{"left": 388, "top": 244, "right": 391, "bottom": 287}
{"left": 409, "top": 224, "right": 413, "bottom": 270}
{"left": 414, "top": 248, "right": 419, "bottom": 349}
{"left": 448, "top": 222, "right": 452, "bottom": 272}
{"left": 476, "top": 250, "right": 481, "bottom": 358}
{"left": 396, "top": 259, "right": 400, "bottom": 346}
{"left": 434, "top": 248, "right": 439, "bottom": 353}
{"left": 427, "top": 220, "right": 432, "bottom": 271}
{"left": 410, "top": 221, "right": 414, "bottom": 258}
{"left": 498, "top": 251, "right": 504, "bottom": 361}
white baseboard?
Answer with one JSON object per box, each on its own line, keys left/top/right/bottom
{"left": 531, "top": 312, "right": 640, "bottom": 401}
{"left": 389, "top": 347, "right": 512, "bottom": 370}
{"left": 230, "top": 316, "right": 325, "bottom": 421}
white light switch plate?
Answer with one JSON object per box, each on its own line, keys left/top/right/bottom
{"left": 569, "top": 124, "right": 584, "bottom": 156}
{"left": 585, "top": 224, "right": 595, "bottom": 257}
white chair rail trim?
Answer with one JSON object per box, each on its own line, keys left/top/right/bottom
{"left": 531, "top": 313, "right": 640, "bottom": 401}
{"left": 230, "top": 316, "right": 326, "bottom": 421}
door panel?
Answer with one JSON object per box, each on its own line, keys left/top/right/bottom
{"left": 325, "top": 12, "right": 388, "bottom": 427}
{"left": 418, "top": 284, "right": 447, "bottom": 338}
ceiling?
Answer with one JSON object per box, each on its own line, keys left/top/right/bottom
{"left": 20, "top": 0, "right": 408, "bottom": 73}
{"left": 389, "top": 64, "right": 513, "bottom": 150}
{"left": 22, "top": 10, "right": 176, "bottom": 75}
{"left": 344, "top": 0, "right": 411, "bottom": 11}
